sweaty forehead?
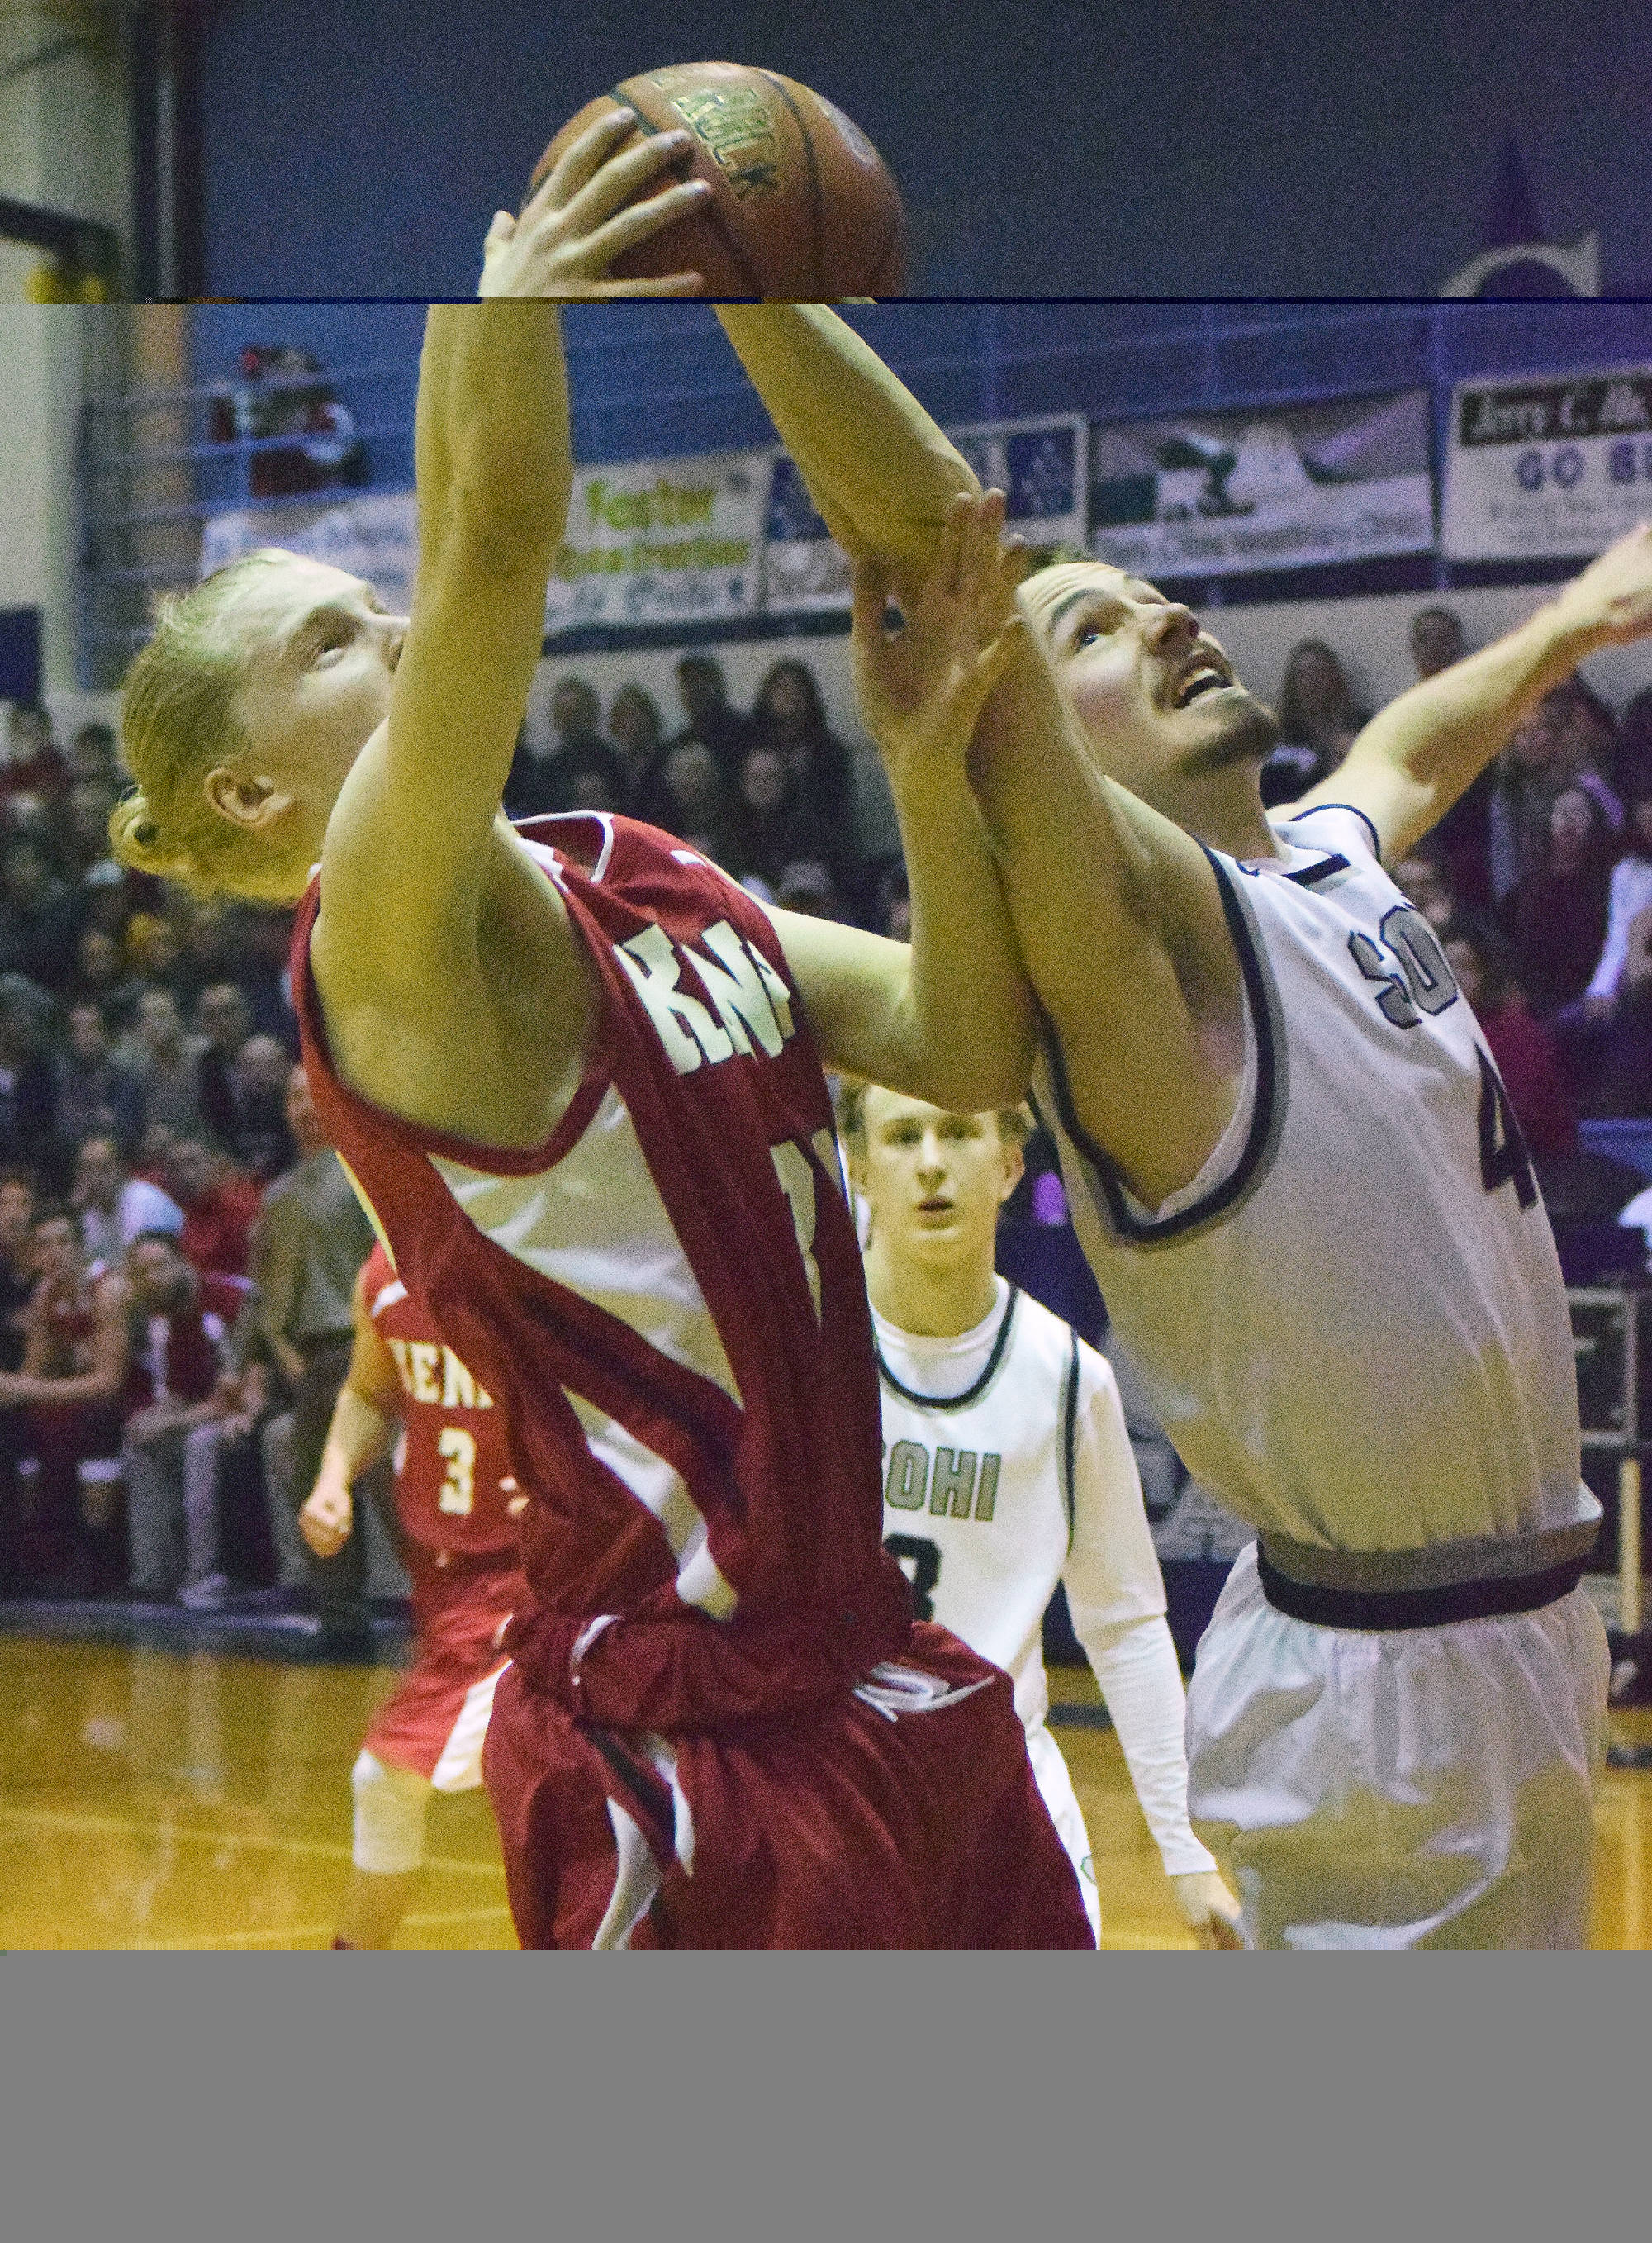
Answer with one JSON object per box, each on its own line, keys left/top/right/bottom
{"left": 230, "top": 558, "right": 368, "bottom": 643}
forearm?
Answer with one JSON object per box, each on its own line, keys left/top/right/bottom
{"left": 315, "top": 1383, "right": 396, "bottom": 1493}
{"left": 1081, "top": 1614, "right": 1217, "bottom": 1876}
{"left": 12, "top": 1369, "right": 124, "bottom": 1408}
{"left": 418, "top": 304, "right": 572, "bottom": 564}
{"left": 1343, "top": 597, "right": 1609, "bottom": 849}
{"left": 887, "top": 776, "right": 1035, "bottom": 1109}
{"left": 716, "top": 305, "right": 978, "bottom": 573}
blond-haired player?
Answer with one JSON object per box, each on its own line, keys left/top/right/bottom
{"left": 716, "top": 303, "right": 1652, "bottom": 1946}
{"left": 840, "top": 1080, "right": 1241, "bottom": 1946}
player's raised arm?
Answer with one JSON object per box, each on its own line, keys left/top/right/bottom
{"left": 760, "top": 492, "right": 1034, "bottom": 1110}
{"left": 714, "top": 304, "right": 980, "bottom": 581}
{"left": 1300, "top": 522, "right": 1652, "bottom": 863}
{"left": 317, "top": 114, "right": 714, "bottom": 977}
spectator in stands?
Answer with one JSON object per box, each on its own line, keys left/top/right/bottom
{"left": 62, "top": 777, "right": 121, "bottom": 884}
{"left": 120, "top": 1229, "right": 254, "bottom": 1605}
{"left": 0, "top": 1202, "right": 130, "bottom": 1591}
{"left": 0, "top": 981, "right": 59, "bottom": 1179}
{"left": 69, "top": 926, "right": 145, "bottom": 1032}
{"left": 0, "top": 836, "right": 80, "bottom": 990}
{"left": 1408, "top": 606, "right": 1467, "bottom": 681}
{"left": 1260, "top": 639, "right": 1369, "bottom": 807}
{"left": 504, "top": 679, "right": 622, "bottom": 820}
{"left": 0, "top": 1169, "right": 34, "bottom": 1590}
{"left": 221, "top": 905, "right": 299, "bottom": 1050}
{"left": 118, "top": 986, "right": 207, "bottom": 1138}
{"left": 1441, "top": 922, "right": 1576, "bottom": 1155}
{"left": 776, "top": 857, "right": 852, "bottom": 923}
{"left": 1616, "top": 685, "right": 1652, "bottom": 801}
{"left": 1587, "top": 905, "right": 1652, "bottom": 1119}
{"left": 1391, "top": 849, "right": 1458, "bottom": 934}
{"left": 191, "top": 981, "right": 254, "bottom": 1143}
{"left": 1489, "top": 681, "right": 1624, "bottom": 901}
{"left": 724, "top": 744, "right": 800, "bottom": 896}
{"left": 670, "top": 653, "right": 754, "bottom": 779}
{"left": 2, "top": 703, "right": 68, "bottom": 802}
{"left": 751, "top": 657, "right": 861, "bottom": 900}
{"left": 253, "top": 1063, "right": 377, "bottom": 1654}
{"left": 74, "top": 1133, "right": 183, "bottom": 1275}
{"left": 607, "top": 682, "right": 664, "bottom": 805}
{"left": 650, "top": 738, "right": 733, "bottom": 862}
{"left": 69, "top": 720, "right": 121, "bottom": 787}
{"left": 1498, "top": 784, "right": 1616, "bottom": 1018}
{"left": 54, "top": 1002, "right": 145, "bottom": 1161}
{"left": 224, "top": 1034, "right": 296, "bottom": 1181}
{"left": 164, "top": 1129, "right": 261, "bottom": 1280}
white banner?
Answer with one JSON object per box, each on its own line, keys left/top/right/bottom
{"left": 544, "top": 451, "right": 768, "bottom": 630}
{"left": 198, "top": 492, "right": 420, "bottom": 613}
{"left": 1441, "top": 368, "right": 1652, "bottom": 559}
{"left": 1089, "top": 392, "right": 1434, "bottom": 577}
{"left": 762, "top": 413, "right": 1089, "bottom": 612}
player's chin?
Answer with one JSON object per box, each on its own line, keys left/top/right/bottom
{"left": 1176, "top": 691, "right": 1279, "bottom": 775}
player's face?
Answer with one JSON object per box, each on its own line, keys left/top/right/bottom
{"left": 1019, "top": 563, "right": 1279, "bottom": 815}
{"left": 856, "top": 1091, "right": 1021, "bottom": 1267}
{"left": 229, "top": 559, "right": 406, "bottom": 810}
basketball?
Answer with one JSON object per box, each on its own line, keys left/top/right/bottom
{"left": 529, "top": 63, "right": 907, "bottom": 298}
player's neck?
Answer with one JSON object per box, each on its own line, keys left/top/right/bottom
{"left": 1176, "top": 768, "right": 1281, "bottom": 863}
{"left": 865, "top": 1240, "right": 999, "bottom": 1341}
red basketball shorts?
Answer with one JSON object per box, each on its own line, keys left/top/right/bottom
{"left": 363, "top": 1550, "right": 524, "bottom": 1789}
{"left": 482, "top": 1621, "right": 1095, "bottom": 1950}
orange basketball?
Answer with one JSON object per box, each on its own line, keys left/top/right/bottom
{"left": 530, "top": 62, "right": 907, "bottom": 298}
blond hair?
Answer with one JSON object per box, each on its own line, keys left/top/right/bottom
{"left": 110, "top": 549, "right": 300, "bottom": 901}
{"left": 833, "top": 1077, "right": 1034, "bottom": 1154}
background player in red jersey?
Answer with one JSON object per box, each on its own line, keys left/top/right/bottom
{"left": 107, "top": 130, "right": 1089, "bottom": 1946}
{"left": 301, "top": 1243, "right": 526, "bottom": 1949}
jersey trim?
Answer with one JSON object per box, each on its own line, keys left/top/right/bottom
{"left": 1058, "top": 1328, "right": 1080, "bottom": 1554}
{"left": 1039, "top": 849, "right": 1288, "bottom": 1248}
{"left": 1282, "top": 852, "right": 1350, "bottom": 889}
{"left": 874, "top": 1285, "right": 1020, "bottom": 1412}
{"left": 1281, "top": 800, "right": 1383, "bottom": 863}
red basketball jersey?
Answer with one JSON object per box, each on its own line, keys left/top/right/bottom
{"left": 361, "top": 1241, "right": 520, "bottom": 1559}
{"left": 295, "top": 815, "right": 911, "bottom": 1731}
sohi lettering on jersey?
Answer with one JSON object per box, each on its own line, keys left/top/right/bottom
{"left": 882, "top": 1439, "right": 1002, "bottom": 1522}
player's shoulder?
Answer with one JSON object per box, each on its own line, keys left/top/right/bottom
{"left": 1005, "top": 1288, "right": 1112, "bottom": 1385}
{"left": 1270, "top": 799, "right": 1384, "bottom": 867}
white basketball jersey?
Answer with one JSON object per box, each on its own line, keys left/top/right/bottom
{"left": 1035, "top": 801, "right": 1593, "bottom": 1556}
{"left": 873, "top": 1280, "right": 1165, "bottom": 1731}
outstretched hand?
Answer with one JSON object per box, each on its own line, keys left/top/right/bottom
{"left": 1555, "top": 522, "right": 1652, "bottom": 647}
{"left": 851, "top": 489, "right": 1028, "bottom": 798}
{"left": 478, "top": 110, "right": 710, "bottom": 298}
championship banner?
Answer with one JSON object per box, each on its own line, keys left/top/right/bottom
{"left": 198, "top": 492, "right": 419, "bottom": 613}
{"left": 544, "top": 450, "right": 768, "bottom": 631}
{"left": 762, "top": 414, "right": 1089, "bottom": 611}
{"left": 1441, "top": 368, "right": 1652, "bottom": 560}
{"left": 1089, "top": 392, "right": 1434, "bottom": 577}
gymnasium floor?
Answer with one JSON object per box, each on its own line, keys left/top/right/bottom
{"left": 1, "top": 1630, "right": 1647, "bottom": 1951}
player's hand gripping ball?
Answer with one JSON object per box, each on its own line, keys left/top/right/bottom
{"left": 530, "top": 62, "right": 907, "bottom": 298}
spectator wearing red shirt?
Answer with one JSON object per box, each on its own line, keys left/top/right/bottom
{"left": 0, "top": 1204, "right": 131, "bottom": 1591}
{"left": 165, "top": 1129, "right": 262, "bottom": 1280}
{"left": 1442, "top": 922, "right": 1577, "bottom": 1156}
{"left": 120, "top": 1230, "right": 253, "bottom": 1603}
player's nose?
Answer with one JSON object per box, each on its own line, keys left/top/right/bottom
{"left": 1143, "top": 601, "right": 1199, "bottom": 651}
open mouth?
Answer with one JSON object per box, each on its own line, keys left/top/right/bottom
{"left": 1173, "top": 663, "right": 1231, "bottom": 710}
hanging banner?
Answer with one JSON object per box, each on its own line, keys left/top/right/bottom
{"left": 762, "top": 413, "right": 1089, "bottom": 612}
{"left": 1089, "top": 391, "right": 1434, "bottom": 577}
{"left": 544, "top": 450, "right": 769, "bottom": 630}
{"left": 1441, "top": 367, "right": 1652, "bottom": 559}
{"left": 198, "top": 492, "right": 420, "bottom": 613}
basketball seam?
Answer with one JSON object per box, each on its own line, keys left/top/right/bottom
{"left": 753, "top": 72, "right": 825, "bottom": 300}
{"left": 610, "top": 87, "right": 767, "bottom": 300}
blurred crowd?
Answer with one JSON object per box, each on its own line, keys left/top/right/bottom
{"left": 5, "top": 605, "right": 1652, "bottom": 1616}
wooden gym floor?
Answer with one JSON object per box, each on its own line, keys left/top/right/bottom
{"left": 1, "top": 1634, "right": 1646, "bottom": 1950}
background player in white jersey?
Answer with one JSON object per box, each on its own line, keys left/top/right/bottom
{"left": 714, "top": 303, "right": 1652, "bottom": 1945}
{"left": 840, "top": 1079, "right": 1241, "bottom": 1946}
